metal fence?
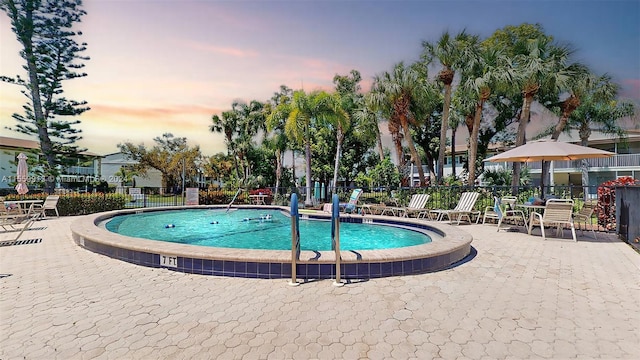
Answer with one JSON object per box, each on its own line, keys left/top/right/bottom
{"left": 119, "top": 185, "right": 612, "bottom": 233}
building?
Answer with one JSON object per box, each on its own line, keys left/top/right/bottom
{"left": 0, "top": 136, "right": 101, "bottom": 192}
{"left": 100, "top": 152, "right": 163, "bottom": 189}
{"left": 407, "top": 130, "right": 640, "bottom": 193}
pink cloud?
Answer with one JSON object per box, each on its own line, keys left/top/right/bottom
{"left": 620, "top": 78, "right": 640, "bottom": 102}
{"left": 183, "top": 39, "right": 258, "bottom": 58}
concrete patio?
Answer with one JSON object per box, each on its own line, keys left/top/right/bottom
{"left": 1, "top": 215, "right": 639, "bottom": 359}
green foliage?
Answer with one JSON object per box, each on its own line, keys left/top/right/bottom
{"left": 118, "top": 133, "right": 202, "bottom": 190}
{"left": 198, "top": 190, "right": 234, "bottom": 205}
{"left": 2, "top": 0, "right": 90, "bottom": 192}
{"left": 369, "top": 157, "right": 400, "bottom": 189}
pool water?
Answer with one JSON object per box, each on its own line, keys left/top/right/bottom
{"left": 104, "top": 209, "right": 431, "bottom": 251}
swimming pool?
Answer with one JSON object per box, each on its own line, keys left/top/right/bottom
{"left": 104, "top": 209, "right": 431, "bottom": 251}
{"left": 71, "top": 205, "right": 473, "bottom": 279}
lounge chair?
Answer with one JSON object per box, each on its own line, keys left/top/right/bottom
{"left": 430, "top": 192, "right": 481, "bottom": 225}
{"left": 483, "top": 196, "right": 527, "bottom": 232}
{"left": 573, "top": 199, "right": 597, "bottom": 239}
{"left": 528, "top": 199, "right": 577, "bottom": 242}
{"left": 384, "top": 193, "right": 431, "bottom": 218}
{"left": 0, "top": 210, "right": 40, "bottom": 246}
{"left": 30, "top": 195, "right": 60, "bottom": 219}
{"left": 339, "top": 189, "right": 363, "bottom": 214}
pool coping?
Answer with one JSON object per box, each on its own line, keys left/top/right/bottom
{"left": 70, "top": 205, "right": 473, "bottom": 279}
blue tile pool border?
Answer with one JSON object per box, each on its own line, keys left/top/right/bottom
{"left": 71, "top": 205, "right": 473, "bottom": 280}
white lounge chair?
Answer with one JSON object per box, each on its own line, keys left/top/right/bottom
{"left": 430, "top": 192, "right": 481, "bottom": 225}
{"left": 528, "top": 199, "right": 577, "bottom": 242}
{"left": 0, "top": 210, "right": 40, "bottom": 246}
{"left": 379, "top": 193, "right": 431, "bottom": 218}
{"left": 30, "top": 195, "right": 60, "bottom": 219}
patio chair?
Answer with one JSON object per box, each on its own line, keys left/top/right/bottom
{"left": 30, "top": 195, "right": 60, "bottom": 219}
{"left": 528, "top": 199, "right": 577, "bottom": 242}
{"left": 483, "top": 196, "right": 527, "bottom": 232}
{"left": 482, "top": 196, "right": 517, "bottom": 224}
{"left": 430, "top": 192, "right": 481, "bottom": 225}
{"left": 573, "top": 199, "right": 597, "bottom": 239}
{"left": 339, "top": 189, "right": 363, "bottom": 214}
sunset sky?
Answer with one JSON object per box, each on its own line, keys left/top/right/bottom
{"left": 1, "top": 0, "right": 638, "bottom": 156}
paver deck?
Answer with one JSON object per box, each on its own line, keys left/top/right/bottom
{"left": 1, "top": 215, "right": 639, "bottom": 359}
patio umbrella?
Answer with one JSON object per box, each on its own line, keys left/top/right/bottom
{"left": 485, "top": 139, "right": 614, "bottom": 194}
{"left": 15, "top": 153, "right": 29, "bottom": 195}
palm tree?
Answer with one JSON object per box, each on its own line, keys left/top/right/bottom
{"left": 280, "top": 90, "right": 331, "bottom": 205}
{"left": 509, "top": 37, "right": 578, "bottom": 191}
{"left": 371, "top": 63, "right": 428, "bottom": 186}
{"left": 235, "top": 100, "right": 265, "bottom": 182}
{"left": 353, "top": 92, "right": 385, "bottom": 162}
{"left": 565, "top": 74, "right": 635, "bottom": 195}
{"left": 460, "top": 45, "right": 513, "bottom": 186}
{"left": 210, "top": 110, "right": 240, "bottom": 179}
{"left": 265, "top": 86, "right": 293, "bottom": 194}
{"left": 422, "top": 30, "right": 472, "bottom": 183}
{"left": 325, "top": 93, "right": 350, "bottom": 196}
{"left": 371, "top": 74, "right": 404, "bottom": 167}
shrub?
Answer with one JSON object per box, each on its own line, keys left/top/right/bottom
{"left": 597, "top": 176, "right": 639, "bottom": 230}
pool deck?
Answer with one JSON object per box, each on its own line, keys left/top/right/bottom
{"left": 1, "top": 215, "right": 639, "bottom": 359}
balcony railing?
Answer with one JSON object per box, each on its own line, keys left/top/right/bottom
{"left": 62, "top": 166, "right": 96, "bottom": 176}
{"left": 522, "top": 154, "right": 640, "bottom": 170}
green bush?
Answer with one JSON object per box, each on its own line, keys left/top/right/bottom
{"left": 5, "top": 192, "right": 127, "bottom": 216}
{"left": 57, "top": 193, "right": 128, "bottom": 215}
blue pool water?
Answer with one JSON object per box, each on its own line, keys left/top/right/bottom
{"left": 104, "top": 209, "right": 431, "bottom": 251}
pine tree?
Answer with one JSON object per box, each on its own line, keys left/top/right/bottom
{"left": 1, "top": 0, "right": 89, "bottom": 193}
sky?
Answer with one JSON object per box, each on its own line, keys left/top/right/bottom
{"left": 1, "top": 0, "right": 639, "bottom": 157}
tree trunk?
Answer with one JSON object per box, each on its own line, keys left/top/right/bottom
{"left": 468, "top": 100, "right": 484, "bottom": 186}
{"left": 437, "top": 83, "right": 452, "bottom": 183}
{"left": 304, "top": 135, "right": 312, "bottom": 206}
{"left": 451, "top": 124, "right": 457, "bottom": 179}
{"left": 512, "top": 95, "right": 534, "bottom": 194}
{"left": 332, "top": 128, "right": 344, "bottom": 196}
{"left": 541, "top": 94, "right": 580, "bottom": 195}
{"left": 275, "top": 148, "right": 282, "bottom": 194}
{"left": 401, "top": 119, "right": 426, "bottom": 186}
{"left": 376, "top": 128, "right": 385, "bottom": 162}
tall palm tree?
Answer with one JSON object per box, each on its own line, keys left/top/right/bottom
{"left": 422, "top": 30, "right": 472, "bottom": 183}
{"left": 210, "top": 109, "right": 241, "bottom": 179}
{"left": 509, "top": 37, "right": 577, "bottom": 191}
{"left": 325, "top": 93, "right": 350, "bottom": 196}
{"left": 280, "top": 90, "right": 331, "bottom": 205}
{"left": 234, "top": 100, "right": 264, "bottom": 182}
{"left": 564, "top": 74, "right": 635, "bottom": 195}
{"left": 460, "top": 45, "right": 513, "bottom": 186}
{"left": 265, "top": 85, "right": 293, "bottom": 194}
{"left": 372, "top": 63, "right": 428, "bottom": 186}
{"left": 371, "top": 74, "right": 404, "bottom": 167}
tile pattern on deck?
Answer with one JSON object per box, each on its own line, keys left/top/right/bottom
{"left": 1, "top": 216, "right": 639, "bottom": 359}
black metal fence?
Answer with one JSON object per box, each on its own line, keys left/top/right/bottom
{"left": 117, "top": 185, "right": 609, "bottom": 231}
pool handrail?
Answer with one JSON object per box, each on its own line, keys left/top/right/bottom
{"left": 226, "top": 188, "right": 242, "bottom": 213}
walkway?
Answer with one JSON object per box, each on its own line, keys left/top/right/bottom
{"left": 1, "top": 216, "right": 639, "bottom": 359}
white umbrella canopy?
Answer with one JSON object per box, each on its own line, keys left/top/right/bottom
{"left": 486, "top": 140, "right": 615, "bottom": 163}
{"left": 15, "top": 153, "right": 29, "bottom": 195}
